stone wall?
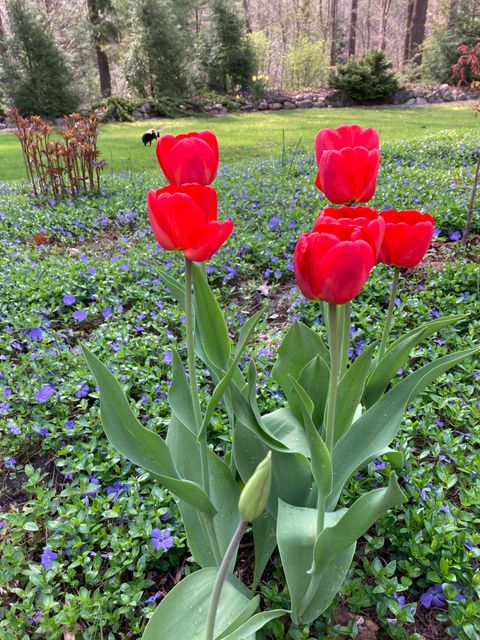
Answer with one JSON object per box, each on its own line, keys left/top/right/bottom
{"left": 0, "top": 84, "right": 478, "bottom": 129}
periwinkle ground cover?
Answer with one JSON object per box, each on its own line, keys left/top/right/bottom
{"left": 0, "top": 131, "right": 479, "bottom": 640}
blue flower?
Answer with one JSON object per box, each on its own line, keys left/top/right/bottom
{"left": 106, "top": 481, "right": 128, "bottom": 503}
{"left": 4, "top": 457, "right": 16, "bottom": 468}
{"left": 41, "top": 547, "right": 58, "bottom": 570}
{"left": 73, "top": 309, "right": 88, "bottom": 322}
{"left": 29, "top": 328, "right": 44, "bottom": 340}
{"left": 150, "top": 528, "right": 174, "bottom": 551}
{"left": 63, "top": 294, "right": 76, "bottom": 305}
{"left": 34, "top": 384, "right": 55, "bottom": 403}
{"left": 74, "top": 383, "right": 90, "bottom": 399}
{"left": 420, "top": 584, "right": 446, "bottom": 609}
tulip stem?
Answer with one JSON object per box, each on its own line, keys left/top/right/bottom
{"left": 185, "top": 258, "right": 221, "bottom": 566}
{"left": 325, "top": 303, "right": 339, "bottom": 454}
{"left": 339, "top": 302, "right": 351, "bottom": 377}
{"left": 378, "top": 266, "right": 400, "bottom": 360}
{"left": 205, "top": 520, "right": 247, "bottom": 640}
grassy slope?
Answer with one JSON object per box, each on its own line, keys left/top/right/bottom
{"left": 0, "top": 102, "right": 477, "bottom": 181}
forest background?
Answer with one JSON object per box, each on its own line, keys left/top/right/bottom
{"left": 0, "top": 0, "right": 478, "bottom": 118}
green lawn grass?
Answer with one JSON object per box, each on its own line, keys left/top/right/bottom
{"left": 0, "top": 102, "right": 476, "bottom": 181}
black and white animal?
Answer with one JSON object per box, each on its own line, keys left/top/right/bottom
{"left": 142, "top": 129, "right": 160, "bottom": 146}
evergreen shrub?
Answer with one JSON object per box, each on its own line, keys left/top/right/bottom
{"left": 331, "top": 49, "right": 399, "bottom": 104}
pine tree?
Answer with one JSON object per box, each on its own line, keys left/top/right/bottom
{"left": 206, "top": 0, "right": 256, "bottom": 92}
{"left": 125, "top": 0, "right": 187, "bottom": 98}
{"left": 0, "top": 0, "right": 79, "bottom": 117}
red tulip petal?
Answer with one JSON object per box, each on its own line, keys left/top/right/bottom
{"left": 163, "top": 138, "right": 217, "bottom": 185}
{"left": 156, "top": 136, "right": 177, "bottom": 183}
{"left": 147, "top": 190, "right": 177, "bottom": 250}
{"left": 318, "top": 150, "right": 357, "bottom": 204}
{"left": 167, "top": 193, "right": 206, "bottom": 247}
{"left": 317, "top": 240, "right": 375, "bottom": 304}
{"left": 184, "top": 219, "right": 233, "bottom": 262}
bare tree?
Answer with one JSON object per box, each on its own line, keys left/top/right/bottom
{"left": 348, "top": 0, "right": 358, "bottom": 56}
{"left": 330, "top": 0, "right": 337, "bottom": 64}
{"left": 379, "top": 0, "right": 392, "bottom": 51}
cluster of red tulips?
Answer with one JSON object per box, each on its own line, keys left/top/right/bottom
{"left": 296, "top": 125, "right": 435, "bottom": 304}
{"left": 148, "top": 131, "right": 233, "bottom": 262}
{"left": 148, "top": 125, "right": 435, "bottom": 304}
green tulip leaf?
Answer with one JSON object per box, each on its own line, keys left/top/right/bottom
{"left": 311, "top": 473, "right": 406, "bottom": 574}
{"left": 214, "top": 596, "right": 261, "bottom": 640}
{"left": 234, "top": 421, "right": 311, "bottom": 517}
{"left": 141, "top": 568, "right": 253, "bottom": 640}
{"left": 262, "top": 408, "right": 310, "bottom": 456}
{"left": 192, "top": 262, "right": 231, "bottom": 371}
{"left": 156, "top": 266, "right": 185, "bottom": 306}
{"left": 329, "top": 348, "right": 478, "bottom": 509}
{"left": 277, "top": 501, "right": 354, "bottom": 625}
{"left": 298, "top": 355, "right": 330, "bottom": 430}
{"left": 199, "top": 310, "right": 263, "bottom": 440}
{"left": 252, "top": 511, "right": 278, "bottom": 589}
{"left": 82, "top": 346, "right": 216, "bottom": 516}
{"left": 168, "top": 349, "right": 197, "bottom": 434}
{"left": 363, "top": 314, "right": 468, "bottom": 407}
{"left": 288, "top": 377, "right": 332, "bottom": 498}
{"left": 272, "top": 321, "right": 330, "bottom": 417}
{"left": 167, "top": 415, "right": 240, "bottom": 562}
{"left": 218, "top": 609, "right": 289, "bottom": 640}
{"left": 335, "top": 344, "right": 376, "bottom": 442}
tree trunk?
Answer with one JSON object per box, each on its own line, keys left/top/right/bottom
{"left": 87, "top": 0, "right": 113, "bottom": 98}
{"left": 348, "top": 0, "right": 358, "bottom": 57}
{"left": 95, "top": 45, "right": 112, "bottom": 98}
{"left": 403, "top": 0, "right": 415, "bottom": 63}
{"left": 241, "top": 0, "right": 252, "bottom": 33}
{"left": 330, "top": 0, "right": 337, "bottom": 65}
{"left": 379, "top": 0, "right": 392, "bottom": 52}
{"left": 409, "top": 0, "right": 429, "bottom": 64}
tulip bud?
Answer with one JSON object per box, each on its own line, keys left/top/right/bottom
{"left": 238, "top": 452, "right": 272, "bottom": 522}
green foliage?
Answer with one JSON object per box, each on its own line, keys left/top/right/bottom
{"left": 331, "top": 49, "right": 399, "bottom": 104}
{"left": 0, "top": 131, "right": 479, "bottom": 638}
{"left": 422, "top": 0, "right": 480, "bottom": 83}
{"left": 205, "top": 0, "right": 256, "bottom": 92}
{"left": 0, "top": 0, "right": 79, "bottom": 117}
{"left": 284, "top": 38, "right": 329, "bottom": 90}
{"left": 125, "top": 0, "right": 187, "bottom": 98}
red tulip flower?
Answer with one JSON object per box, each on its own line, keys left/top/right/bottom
{"left": 314, "top": 125, "right": 380, "bottom": 205}
{"left": 156, "top": 131, "right": 219, "bottom": 185}
{"left": 294, "top": 223, "right": 375, "bottom": 304}
{"left": 147, "top": 184, "right": 233, "bottom": 262}
{"left": 378, "top": 209, "right": 435, "bottom": 268}
{"left": 315, "top": 206, "right": 385, "bottom": 258}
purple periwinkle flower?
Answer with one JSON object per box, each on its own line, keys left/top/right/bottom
{"left": 4, "top": 457, "right": 16, "bottom": 468}
{"left": 63, "top": 294, "right": 76, "bottom": 305}
{"left": 74, "top": 383, "right": 90, "bottom": 399}
{"left": 420, "top": 584, "right": 446, "bottom": 609}
{"left": 150, "top": 528, "right": 174, "bottom": 552}
{"left": 106, "top": 481, "right": 128, "bottom": 503}
{"left": 143, "top": 591, "right": 162, "bottom": 604}
{"left": 41, "top": 547, "right": 58, "bottom": 570}
{"left": 34, "top": 384, "right": 55, "bottom": 403}
{"left": 73, "top": 309, "right": 87, "bottom": 322}
{"left": 29, "top": 328, "right": 44, "bottom": 340}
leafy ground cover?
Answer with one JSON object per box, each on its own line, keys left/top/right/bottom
{"left": 0, "top": 102, "right": 477, "bottom": 181}
{"left": 0, "top": 130, "right": 479, "bottom": 640}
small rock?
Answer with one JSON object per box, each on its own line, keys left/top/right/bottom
{"left": 141, "top": 101, "right": 151, "bottom": 113}
{"left": 258, "top": 100, "right": 269, "bottom": 110}
{"left": 325, "top": 89, "right": 347, "bottom": 107}
{"left": 54, "top": 118, "right": 65, "bottom": 127}
{"left": 457, "top": 92, "right": 468, "bottom": 101}
{"left": 405, "top": 97, "right": 416, "bottom": 106}
{"left": 240, "top": 103, "right": 254, "bottom": 111}
{"left": 283, "top": 101, "right": 296, "bottom": 109}
{"left": 131, "top": 109, "right": 145, "bottom": 119}
{"left": 296, "top": 99, "right": 313, "bottom": 108}
{"left": 414, "top": 88, "right": 426, "bottom": 97}
{"left": 416, "top": 97, "right": 427, "bottom": 105}
{"left": 393, "top": 89, "right": 413, "bottom": 104}
{"left": 269, "top": 102, "right": 283, "bottom": 110}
